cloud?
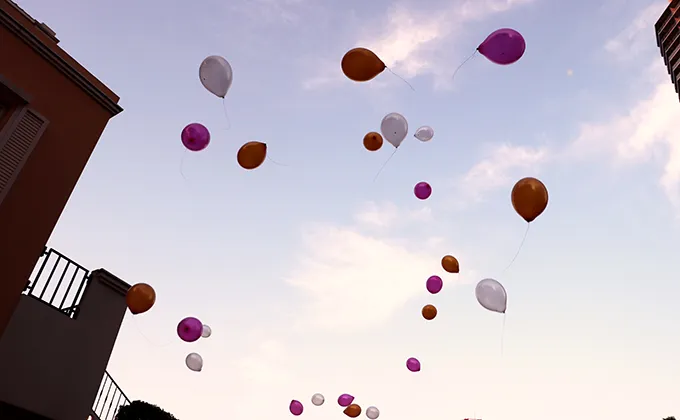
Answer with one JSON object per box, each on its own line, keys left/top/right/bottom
{"left": 285, "top": 202, "right": 470, "bottom": 331}
{"left": 604, "top": 1, "right": 667, "bottom": 60}
{"left": 230, "top": 0, "right": 307, "bottom": 24}
{"left": 569, "top": 64, "right": 680, "bottom": 209}
{"left": 457, "top": 144, "right": 549, "bottom": 202}
{"left": 354, "top": 201, "right": 432, "bottom": 228}
{"left": 304, "top": 0, "right": 536, "bottom": 89}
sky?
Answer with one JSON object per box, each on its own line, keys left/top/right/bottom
{"left": 13, "top": 0, "right": 680, "bottom": 418}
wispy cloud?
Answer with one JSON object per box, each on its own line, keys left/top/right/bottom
{"left": 604, "top": 1, "right": 667, "bottom": 60}
{"left": 457, "top": 144, "right": 549, "bottom": 202}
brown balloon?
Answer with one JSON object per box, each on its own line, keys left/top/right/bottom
{"left": 363, "top": 131, "right": 383, "bottom": 151}
{"left": 237, "top": 141, "right": 267, "bottom": 170}
{"left": 422, "top": 304, "right": 437, "bottom": 320}
{"left": 341, "top": 48, "right": 386, "bottom": 82}
{"left": 511, "top": 177, "right": 549, "bottom": 223}
{"left": 343, "top": 404, "right": 362, "bottom": 418}
{"left": 441, "top": 255, "right": 459, "bottom": 273}
{"left": 126, "top": 283, "right": 156, "bottom": 315}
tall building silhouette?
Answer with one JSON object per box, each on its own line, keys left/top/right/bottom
{"left": 656, "top": 0, "right": 680, "bottom": 101}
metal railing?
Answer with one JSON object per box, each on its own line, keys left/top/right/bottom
{"left": 23, "top": 247, "right": 90, "bottom": 318}
{"left": 92, "top": 371, "right": 130, "bottom": 420}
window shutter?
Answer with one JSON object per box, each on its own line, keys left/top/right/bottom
{"left": 0, "top": 106, "right": 49, "bottom": 204}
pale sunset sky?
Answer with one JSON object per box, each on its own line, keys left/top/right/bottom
{"left": 15, "top": 0, "right": 680, "bottom": 419}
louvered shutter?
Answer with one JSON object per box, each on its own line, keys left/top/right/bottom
{"left": 0, "top": 106, "right": 49, "bottom": 204}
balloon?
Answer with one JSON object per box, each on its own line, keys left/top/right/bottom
{"left": 338, "top": 394, "right": 354, "bottom": 407}
{"left": 380, "top": 113, "right": 408, "bottom": 148}
{"left": 363, "top": 132, "right": 383, "bottom": 151}
{"left": 311, "top": 393, "right": 325, "bottom": 406}
{"left": 185, "top": 352, "right": 203, "bottom": 372}
{"left": 341, "top": 48, "right": 386, "bottom": 82}
{"left": 177, "top": 317, "right": 203, "bottom": 342}
{"left": 199, "top": 55, "right": 233, "bottom": 98}
{"left": 475, "top": 278, "right": 507, "bottom": 314}
{"left": 421, "top": 304, "right": 437, "bottom": 320}
{"left": 343, "top": 404, "right": 362, "bottom": 418}
{"left": 406, "top": 357, "right": 420, "bottom": 372}
{"left": 426, "top": 275, "right": 443, "bottom": 294}
{"left": 181, "top": 123, "right": 210, "bottom": 152}
{"left": 414, "top": 182, "right": 431, "bottom": 200}
{"left": 366, "top": 406, "right": 380, "bottom": 420}
{"left": 289, "top": 400, "right": 304, "bottom": 416}
{"left": 441, "top": 255, "right": 459, "bottom": 273}
{"left": 511, "top": 177, "right": 548, "bottom": 222}
{"left": 201, "top": 324, "right": 212, "bottom": 338}
{"left": 478, "top": 28, "right": 526, "bottom": 65}
{"left": 126, "top": 283, "right": 156, "bottom": 315}
{"left": 237, "top": 141, "right": 267, "bottom": 170}
{"left": 414, "top": 126, "right": 434, "bottom": 142}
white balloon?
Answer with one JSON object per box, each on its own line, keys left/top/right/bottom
{"left": 414, "top": 126, "right": 434, "bottom": 142}
{"left": 201, "top": 324, "right": 212, "bottom": 338}
{"left": 366, "top": 406, "right": 380, "bottom": 419}
{"left": 185, "top": 352, "right": 203, "bottom": 372}
{"left": 475, "top": 278, "right": 507, "bottom": 314}
{"left": 311, "top": 393, "right": 325, "bottom": 406}
{"left": 199, "top": 55, "right": 233, "bottom": 98}
{"left": 380, "top": 112, "right": 408, "bottom": 148}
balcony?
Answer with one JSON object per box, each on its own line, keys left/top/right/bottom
{"left": 0, "top": 247, "right": 131, "bottom": 420}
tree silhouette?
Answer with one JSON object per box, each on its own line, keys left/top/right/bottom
{"left": 662, "top": 417, "right": 676, "bottom": 420}
{"left": 115, "top": 400, "right": 178, "bottom": 420}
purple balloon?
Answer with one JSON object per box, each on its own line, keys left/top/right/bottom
{"left": 414, "top": 182, "right": 432, "bottom": 200}
{"left": 177, "top": 317, "right": 203, "bottom": 342}
{"left": 406, "top": 357, "right": 421, "bottom": 372}
{"left": 337, "top": 394, "right": 354, "bottom": 407}
{"left": 289, "top": 400, "right": 304, "bottom": 416}
{"left": 426, "top": 275, "right": 443, "bottom": 294}
{"left": 478, "top": 28, "right": 526, "bottom": 65}
{"left": 181, "top": 123, "right": 210, "bottom": 151}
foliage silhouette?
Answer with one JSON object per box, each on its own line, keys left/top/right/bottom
{"left": 115, "top": 400, "right": 178, "bottom": 420}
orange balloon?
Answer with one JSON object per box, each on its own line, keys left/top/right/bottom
{"left": 421, "top": 304, "right": 437, "bottom": 320}
{"left": 363, "top": 131, "right": 383, "bottom": 151}
{"left": 341, "top": 48, "right": 386, "bottom": 82}
{"left": 511, "top": 177, "right": 549, "bottom": 222}
{"left": 237, "top": 141, "right": 267, "bottom": 170}
{"left": 126, "top": 283, "right": 156, "bottom": 315}
{"left": 441, "top": 255, "right": 459, "bottom": 273}
{"left": 343, "top": 404, "right": 362, "bottom": 418}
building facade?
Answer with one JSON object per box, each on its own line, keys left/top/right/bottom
{"left": 0, "top": 0, "right": 123, "bottom": 338}
{"left": 656, "top": 0, "right": 680, "bottom": 100}
{"left": 0, "top": 248, "right": 131, "bottom": 420}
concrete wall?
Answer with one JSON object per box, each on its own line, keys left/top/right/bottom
{"left": 0, "top": 269, "right": 130, "bottom": 420}
{"left": 0, "top": 0, "right": 122, "bottom": 338}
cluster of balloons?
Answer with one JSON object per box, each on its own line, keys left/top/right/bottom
{"left": 362, "top": 114, "right": 434, "bottom": 153}
{"left": 177, "top": 316, "right": 211, "bottom": 372}
{"left": 182, "top": 55, "right": 268, "bottom": 170}
{"left": 289, "top": 393, "right": 380, "bottom": 419}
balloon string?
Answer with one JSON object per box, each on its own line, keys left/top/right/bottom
{"left": 131, "top": 315, "right": 173, "bottom": 348}
{"left": 386, "top": 68, "right": 415, "bottom": 91}
{"left": 451, "top": 49, "right": 478, "bottom": 83}
{"left": 179, "top": 149, "right": 189, "bottom": 182}
{"left": 266, "top": 155, "right": 289, "bottom": 167}
{"left": 373, "top": 147, "right": 398, "bottom": 182}
{"left": 499, "top": 223, "right": 530, "bottom": 275}
{"left": 222, "top": 97, "right": 232, "bottom": 130}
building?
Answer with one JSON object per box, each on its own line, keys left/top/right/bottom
{"left": 0, "top": 0, "right": 123, "bottom": 338}
{"left": 655, "top": 0, "right": 680, "bottom": 101}
{"left": 0, "top": 247, "right": 132, "bottom": 420}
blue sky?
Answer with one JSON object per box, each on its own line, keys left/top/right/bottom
{"left": 16, "top": 0, "right": 680, "bottom": 418}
